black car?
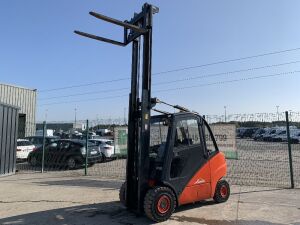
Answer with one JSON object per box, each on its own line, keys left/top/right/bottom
{"left": 253, "top": 128, "right": 266, "bottom": 141}
{"left": 239, "top": 127, "right": 259, "bottom": 138}
{"left": 25, "top": 136, "right": 60, "bottom": 148}
{"left": 262, "top": 129, "right": 277, "bottom": 142}
{"left": 27, "top": 139, "right": 103, "bottom": 169}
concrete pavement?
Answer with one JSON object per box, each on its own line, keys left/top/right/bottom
{"left": 0, "top": 173, "right": 299, "bottom": 225}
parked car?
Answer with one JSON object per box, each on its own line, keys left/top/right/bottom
{"left": 27, "top": 139, "right": 103, "bottom": 169}
{"left": 286, "top": 130, "right": 300, "bottom": 144}
{"left": 16, "top": 139, "right": 35, "bottom": 161}
{"left": 252, "top": 128, "right": 267, "bottom": 141}
{"left": 96, "top": 129, "right": 112, "bottom": 136}
{"left": 238, "top": 127, "right": 259, "bottom": 138}
{"left": 54, "top": 131, "right": 83, "bottom": 140}
{"left": 25, "top": 136, "right": 60, "bottom": 148}
{"left": 36, "top": 129, "right": 54, "bottom": 136}
{"left": 88, "top": 135, "right": 102, "bottom": 140}
{"left": 271, "top": 130, "right": 287, "bottom": 142}
{"left": 261, "top": 128, "right": 278, "bottom": 142}
{"left": 236, "top": 128, "right": 246, "bottom": 138}
{"left": 89, "top": 139, "right": 115, "bottom": 159}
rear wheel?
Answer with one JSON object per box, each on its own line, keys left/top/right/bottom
{"left": 144, "top": 186, "right": 176, "bottom": 222}
{"left": 119, "top": 182, "right": 126, "bottom": 206}
{"left": 66, "top": 157, "right": 77, "bottom": 169}
{"left": 213, "top": 180, "right": 230, "bottom": 203}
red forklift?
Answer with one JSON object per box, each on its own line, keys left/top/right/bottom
{"left": 75, "top": 3, "right": 230, "bottom": 222}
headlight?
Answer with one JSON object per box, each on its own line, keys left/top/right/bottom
{"left": 81, "top": 147, "right": 86, "bottom": 155}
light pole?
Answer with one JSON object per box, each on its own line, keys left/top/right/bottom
{"left": 289, "top": 110, "right": 292, "bottom": 122}
{"left": 124, "top": 107, "right": 127, "bottom": 125}
{"left": 45, "top": 109, "right": 48, "bottom": 122}
{"left": 96, "top": 114, "right": 99, "bottom": 129}
{"left": 276, "top": 105, "right": 279, "bottom": 121}
{"left": 74, "top": 108, "right": 77, "bottom": 130}
{"left": 224, "top": 106, "right": 227, "bottom": 123}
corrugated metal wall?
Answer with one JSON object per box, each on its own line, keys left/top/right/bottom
{"left": 0, "top": 83, "right": 36, "bottom": 137}
{"left": 0, "top": 103, "right": 19, "bottom": 176}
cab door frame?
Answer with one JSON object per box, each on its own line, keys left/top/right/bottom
{"left": 161, "top": 113, "right": 209, "bottom": 199}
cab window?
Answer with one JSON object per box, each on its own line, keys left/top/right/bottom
{"left": 174, "top": 119, "right": 201, "bottom": 147}
{"left": 149, "top": 118, "right": 170, "bottom": 161}
{"left": 171, "top": 118, "right": 202, "bottom": 178}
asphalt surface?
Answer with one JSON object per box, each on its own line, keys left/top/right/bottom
{"left": 0, "top": 173, "right": 299, "bottom": 225}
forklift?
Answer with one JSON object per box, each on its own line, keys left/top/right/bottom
{"left": 75, "top": 3, "right": 230, "bottom": 222}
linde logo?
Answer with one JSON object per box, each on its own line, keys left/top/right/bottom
{"left": 194, "top": 178, "right": 205, "bottom": 184}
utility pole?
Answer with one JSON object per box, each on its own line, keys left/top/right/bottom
{"left": 124, "top": 107, "right": 127, "bottom": 125}
{"left": 276, "top": 105, "right": 279, "bottom": 121}
{"left": 224, "top": 106, "right": 227, "bottom": 123}
{"left": 45, "top": 109, "right": 48, "bottom": 122}
{"left": 96, "top": 114, "right": 100, "bottom": 129}
{"left": 289, "top": 110, "right": 292, "bottom": 122}
{"left": 74, "top": 108, "right": 77, "bottom": 130}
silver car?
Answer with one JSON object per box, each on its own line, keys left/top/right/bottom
{"left": 89, "top": 139, "right": 115, "bottom": 159}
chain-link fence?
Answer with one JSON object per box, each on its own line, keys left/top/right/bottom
{"left": 16, "top": 112, "right": 300, "bottom": 188}
{"left": 225, "top": 112, "right": 299, "bottom": 188}
{"left": 15, "top": 119, "right": 126, "bottom": 179}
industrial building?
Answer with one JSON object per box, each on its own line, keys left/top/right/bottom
{"left": 36, "top": 122, "right": 86, "bottom": 132}
{"left": 0, "top": 83, "right": 37, "bottom": 138}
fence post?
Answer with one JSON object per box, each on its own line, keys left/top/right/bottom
{"left": 113, "top": 127, "right": 116, "bottom": 156}
{"left": 41, "top": 121, "right": 46, "bottom": 173}
{"left": 285, "top": 111, "right": 294, "bottom": 189}
{"left": 85, "top": 119, "right": 89, "bottom": 176}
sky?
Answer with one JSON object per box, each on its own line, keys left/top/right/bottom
{"left": 1, "top": 0, "right": 300, "bottom": 122}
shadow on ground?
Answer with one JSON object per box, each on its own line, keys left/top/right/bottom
{"left": 231, "top": 188, "right": 285, "bottom": 195}
{"left": 0, "top": 201, "right": 151, "bottom": 225}
{"left": 33, "top": 178, "right": 123, "bottom": 189}
{"left": 170, "top": 215, "right": 291, "bottom": 225}
{"left": 0, "top": 201, "right": 293, "bottom": 225}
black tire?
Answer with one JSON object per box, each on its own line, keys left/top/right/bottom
{"left": 101, "top": 153, "right": 106, "bottom": 163}
{"left": 119, "top": 182, "right": 126, "bottom": 206}
{"left": 144, "top": 186, "right": 176, "bottom": 222}
{"left": 213, "top": 180, "right": 230, "bottom": 203}
{"left": 66, "top": 157, "right": 77, "bottom": 170}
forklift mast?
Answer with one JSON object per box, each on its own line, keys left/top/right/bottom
{"left": 75, "top": 3, "right": 159, "bottom": 213}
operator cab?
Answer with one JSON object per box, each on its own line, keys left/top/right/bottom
{"left": 149, "top": 112, "right": 220, "bottom": 194}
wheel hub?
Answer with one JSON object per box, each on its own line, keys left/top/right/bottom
{"left": 157, "top": 195, "right": 171, "bottom": 214}
{"left": 68, "top": 159, "right": 75, "bottom": 168}
{"left": 220, "top": 185, "right": 228, "bottom": 198}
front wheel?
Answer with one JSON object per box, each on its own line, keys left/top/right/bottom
{"left": 66, "top": 157, "right": 77, "bottom": 170}
{"left": 213, "top": 180, "right": 230, "bottom": 203}
{"left": 144, "top": 186, "right": 176, "bottom": 222}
